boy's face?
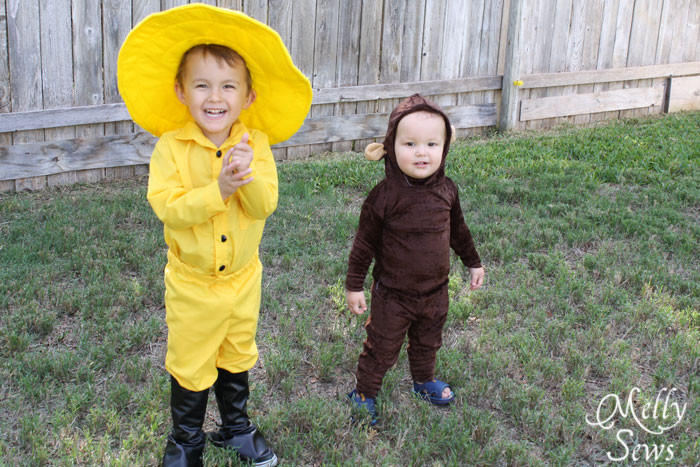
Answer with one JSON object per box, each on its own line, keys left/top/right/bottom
{"left": 175, "top": 50, "right": 256, "bottom": 147}
{"left": 394, "top": 111, "right": 445, "bottom": 179}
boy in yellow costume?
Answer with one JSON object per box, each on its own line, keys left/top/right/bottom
{"left": 118, "top": 5, "right": 311, "bottom": 466}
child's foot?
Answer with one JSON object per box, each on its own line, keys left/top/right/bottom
{"left": 412, "top": 379, "right": 454, "bottom": 405}
{"left": 347, "top": 389, "right": 378, "bottom": 426}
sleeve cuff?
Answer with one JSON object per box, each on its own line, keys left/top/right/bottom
{"left": 205, "top": 180, "right": 227, "bottom": 213}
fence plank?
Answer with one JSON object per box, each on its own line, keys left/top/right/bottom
{"left": 602, "top": 0, "right": 635, "bottom": 121}
{"left": 218, "top": 0, "right": 243, "bottom": 9}
{"left": 458, "top": 0, "right": 483, "bottom": 132}
{"left": 520, "top": 86, "right": 664, "bottom": 121}
{"left": 521, "top": 62, "right": 700, "bottom": 88}
{"left": 457, "top": 0, "right": 486, "bottom": 137}
{"left": 103, "top": 0, "right": 133, "bottom": 140}
{"left": 517, "top": 0, "right": 534, "bottom": 129}
{"left": 475, "top": 0, "right": 503, "bottom": 132}
{"left": 286, "top": 0, "right": 315, "bottom": 159}
{"left": 590, "top": 0, "right": 620, "bottom": 123}
{"left": 40, "top": 0, "right": 74, "bottom": 141}
{"left": 102, "top": 0, "right": 134, "bottom": 180}
{"left": 268, "top": 0, "right": 292, "bottom": 48}
{"left": 400, "top": 0, "right": 426, "bottom": 84}
{"left": 622, "top": 0, "right": 661, "bottom": 118}
{"left": 8, "top": 0, "right": 46, "bottom": 190}
{"left": 378, "top": 0, "right": 406, "bottom": 119}
{"left": 421, "top": 0, "right": 448, "bottom": 106}
{"left": 0, "top": 1, "right": 10, "bottom": 136}
{"left": 162, "top": 0, "right": 187, "bottom": 9}
{"left": 0, "top": 105, "right": 132, "bottom": 134}
{"left": 309, "top": 0, "right": 339, "bottom": 154}
{"left": 7, "top": 0, "right": 43, "bottom": 145}
{"left": 668, "top": 76, "right": 700, "bottom": 112}
{"left": 73, "top": 0, "right": 106, "bottom": 142}
{"left": 499, "top": 0, "right": 522, "bottom": 130}
{"left": 0, "top": 133, "right": 156, "bottom": 181}
{"left": 332, "top": 0, "right": 361, "bottom": 152}
{"left": 355, "top": 0, "right": 383, "bottom": 149}
{"left": 0, "top": 103, "right": 498, "bottom": 181}
{"left": 524, "top": 0, "right": 555, "bottom": 130}
{"left": 0, "top": 1, "right": 12, "bottom": 191}
{"left": 558, "top": 0, "right": 586, "bottom": 127}
{"left": 42, "top": 0, "right": 76, "bottom": 187}
{"left": 540, "top": 0, "right": 572, "bottom": 129}
{"left": 470, "top": 0, "right": 504, "bottom": 125}
{"left": 573, "top": 0, "right": 604, "bottom": 125}
{"left": 440, "top": 0, "right": 468, "bottom": 109}
{"left": 314, "top": 77, "right": 502, "bottom": 104}
{"left": 497, "top": 0, "right": 510, "bottom": 76}
{"left": 267, "top": 0, "right": 292, "bottom": 159}
{"left": 130, "top": 0, "right": 161, "bottom": 142}
{"left": 243, "top": 0, "right": 267, "bottom": 22}
{"left": 650, "top": 0, "right": 676, "bottom": 117}
{"left": 134, "top": 0, "right": 160, "bottom": 24}
{"left": 282, "top": 104, "right": 497, "bottom": 146}
{"left": 0, "top": 0, "right": 10, "bottom": 118}
{"left": 682, "top": 0, "right": 700, "bottom": 62}
{"left": 103, "top": 0, "right": 134, "bottom": 181}
{"left": 640, "top": 0, "right": 665, "bottom": 117}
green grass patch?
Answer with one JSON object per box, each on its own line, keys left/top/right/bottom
{"left": 1, "top": 112, "right": 699, "bottom": 465}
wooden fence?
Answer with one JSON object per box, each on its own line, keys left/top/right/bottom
{"left": 1, "top": 0, "right": 699, "bottom": 191}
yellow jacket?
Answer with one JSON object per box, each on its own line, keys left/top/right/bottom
{"left": 147, "top": 121, "right": 278, "bottom": 276}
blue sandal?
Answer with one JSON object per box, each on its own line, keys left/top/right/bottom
{"left": 412, "top": 379, "right": 454, "bottom": 405}
{"left": 347, "top": 389, "right": 378, "bottom": 426}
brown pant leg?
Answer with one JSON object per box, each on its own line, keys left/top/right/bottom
{"left": 355, "top": 283, "right": 414, "bottom": 398}
{"left": 406, "top": 285, "right": 449, "bottom": 383}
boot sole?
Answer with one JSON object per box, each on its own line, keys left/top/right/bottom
{"left": 253, "top": 453, "right": 278, "bottom": 466}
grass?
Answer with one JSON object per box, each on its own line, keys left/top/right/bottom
{"left": 1, "top": 111, "right": 699, "bottom": 466}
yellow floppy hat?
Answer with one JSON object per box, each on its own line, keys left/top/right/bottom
{"left": 117, "top": 4, "right": 312, "bottom": 145}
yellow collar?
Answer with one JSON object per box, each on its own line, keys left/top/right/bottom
{"left": 174, "top": 121, "right": 249, "bottom": 149}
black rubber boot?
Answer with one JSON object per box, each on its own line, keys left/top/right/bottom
{"left": 210, "top": 368, "right": 278, "bottom": 467}
{"left": 162, "top": 376, "right": 208, "bottom": 467}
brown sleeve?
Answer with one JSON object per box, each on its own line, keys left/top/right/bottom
{"left": 346, "top": 190, "right": 383, "bottom": 291}
{"left": 449, "top": 184, "right": 482, "bottom": 269}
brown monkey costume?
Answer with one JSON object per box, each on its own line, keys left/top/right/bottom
{"left": 346, "top": 94, "right": 482, "bottom": 399}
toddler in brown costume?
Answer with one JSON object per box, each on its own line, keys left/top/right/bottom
{"left": 345, "top": 94, "right": 485, "bottom": 425}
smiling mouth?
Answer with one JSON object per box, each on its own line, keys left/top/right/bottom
{"left": 205, "top": 109, "right": 226, "bottom": 116}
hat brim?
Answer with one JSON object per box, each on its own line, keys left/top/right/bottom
{"left": 117, "top": 4, "right": 312, "bottom": 145}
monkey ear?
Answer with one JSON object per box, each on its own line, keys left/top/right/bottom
{"left": 451, "top": 125, "right": 456, "bottom": 143}
{"left": 364, "top": 142, "right": 387, "bottom": 161}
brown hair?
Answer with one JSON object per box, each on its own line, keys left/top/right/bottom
{"left": 175, "top": 44, "right": 253, "bottom": 93}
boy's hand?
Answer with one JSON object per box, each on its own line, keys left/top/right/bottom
{"left": 346, "top": 290, "right": 367, "bottom": 315}
{"left": 218, "top": 154, "right": 253, "bottom": 201}
{"left": 228, "top": 133, "right": 254, "bottom": 171}
{"left": 469, "top": 267, "right": 485, "bottom": 290}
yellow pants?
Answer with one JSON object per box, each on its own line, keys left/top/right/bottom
{"left": 163, "top": 251, "right": 262, "bottom": 391}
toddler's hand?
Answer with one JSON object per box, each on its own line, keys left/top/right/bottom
{"left": 469, "top": 267, "right": 485, "bottom": 290}
{"left": 227, "top": 133, "right": 254, "bottom": 171}
{"left": 346, "top": 290, "right": 367, "bottom": 315}
{"left": 218, "top": 153, "right": 253, "bottom": 201}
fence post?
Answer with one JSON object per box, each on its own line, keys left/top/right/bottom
{"left": 499, "top": 0, "right": 522, "bottom": 131}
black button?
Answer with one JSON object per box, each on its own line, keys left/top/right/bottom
{"left": 221, "top": 235, "right": 227, "bottom": 242}
{"left": 219, "top": 265, "right": 225, "bottom": 271}
{"left": 216, "top": 150, "right": 222, "bottom": 158}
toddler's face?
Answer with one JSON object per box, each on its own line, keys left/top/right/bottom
{"left": 394, "top": 111, "right": 445, "bottom": 179}
{"left": 175, "top": 50, "right": 256, "bottom": 147}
